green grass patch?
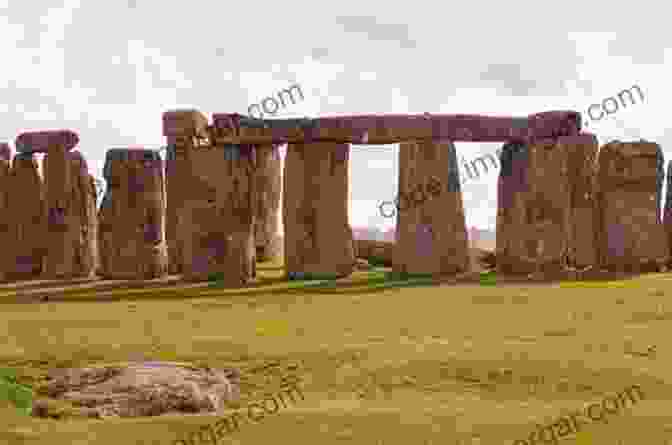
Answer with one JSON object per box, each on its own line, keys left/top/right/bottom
{"left": 479, "top": 271, "right": 497, "bottom": 286}
{"left": 367, "top": 256, "right": 391, "bottom": 268}
{"left": 0, "top": 367, "right": 34, "bottom": 415}
{"left": 207, "top": 272, "right": 227, "bottom": 282}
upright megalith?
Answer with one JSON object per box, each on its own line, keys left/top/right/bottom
{"left": 162, "top": 109, "right": 210, "bottom": 274}
{"left": 7, "top": 152, "right": 45, "bottom": 280}
{"left": 68, "top": 151, "right": 98, "bottom": 277}
{"left": 25, "top": 129, "right": 95, "bottom": 279}
{"left": 561, "top": 134, "right": 600, "bottom": 270}
{"left": 0, "top": 144, "right": 12, "bottom": 281}
{"left": 98, "top": 148, "right": 167, "bottom": 279}
{"left": 664, "top": 161, "right": 672, "bottom": 257}
{"left": 43, "top": 150, "right": 98, "bottom": 278}
{"left": 393, "top": 140, "right": 468, "bottom": 276}
{"left": 595, "top": 140, "right": 668, "bottom": 272}
{"left": 496, "top": 139, "right": 572, "bottom": 277}
{"left": 283, "top": 141, "right": 354, "bottom": 278}
{"left": 177, "top": 143, "right": 257, "bottom": 284}
{"left": 254, "top": 144, "right": 282, "bottom": 261}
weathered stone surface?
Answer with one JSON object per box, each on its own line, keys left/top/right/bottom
{"left": 0, "top": 144, "right": 12, "bottom": 281}
{"left": 562, "top": 134, "right": 599, "bottom": 269}
{"left": 210, "top": 111, "right": 581, "bottom": 145}
{"left": 595, "top": 140, "right": 669, "bottom": 271}
{"left": 41, "top": 143, "right": 71, "bottom": 278}
{"left": 496, "top": 139, "right": 571, "bottom": 276}
{"left": 98, "top": 149, "right": 168, "bottom": 279}
{"left": 41, "top": 148, "right": 97, "bottom": 278}
{"left": 664, "top": 161, "right": 672, "bottom": 257}
{"left": 87, "top": 174, "right": 100, "bottom": 275}
{"left": 34, "top": 362, "right": 240, "bottom": 418}
{"left": 68, "top": 151, "right": 97, "bottom": 277}
{"left": 254, "top": 144, "right": 282, "bottom": 261}
{"left": 162, "top": 109, "right": 209, "bottom": 139}
{"left": 393, "top": 140, "right": 468, "bottom": 275}
{"left": 178, "top": 144, "right": 256, "bottom": 284}
{"left": 15, "top": 130, "right": 79, "bottom": 153}
{"left": 283, "top": 142, "right": 354, "bottom": 278}
{"left": 7, "top": 153, "right": 45, "bottom": 280}
{"left": 163, "top": 109, "right": 210, "bottom": 275}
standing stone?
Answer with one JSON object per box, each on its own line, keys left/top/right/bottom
{"left": 87, "top": 174, "right": 100, "bottom": 275}
{"left": 393, "top": 140, "right": 468, "bottom": 276}
{"left": 562, "top": 134, "right": 600, "bottom": 269}
{"left": 664, "top": 161, "right": 672, "bottom": 258}
{"left": 596, "top": 140, "right": 669, "bottom": 272}
{"left": 179, "top": 144, "right": 256, "bottom": 285}
{"left": 162, "top": 109, "right": 209, "bottom": 275}
{"left": 496, "top": 139, "right": 572, "bottom": 276}
{"left": 283, "top": 142, "right": 354, "bottom": 279}
{"left": 0, "top": 144, "right": 12, "bottom": 281}
{"left": 98, "top": 149, "right": 167, "bottom": 279}
{"left": 254, "top": 144, "right": 282, "bottom": 261}
{"left": 42, "top": 145, "right": 74, "bottom": 279}
{"left": 68, "top": 151, "right": 97, "bottom": 277}
{"left": 7, "top": 153, "right": 45, "bottom": 280}
{"left": 41, "top": 146, "right": 81, "bottom": 278}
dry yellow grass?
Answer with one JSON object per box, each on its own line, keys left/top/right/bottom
{"left": 0, "top": 262, "right": 671, "bottom": 444}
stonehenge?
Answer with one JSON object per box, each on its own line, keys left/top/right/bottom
{"left": 496, "top": 138, "right": 574, "bottom": 276}
{"left": 42, "top": 144, "right": 98, "bottom": 279}
{"left": 162, "top": 109, "right": 209, "bottom": 275}
{"left": 283, "top": 141, "right": 354, "bottom": 279}
{"left": 595, "top": 141, "right": 668, "bottom": 272}
{"left": 177, "top": 143, "right": 256, "bottom": 285}
{"left": 98, "top": 149, "right": 167, "bottom": 279}
{"left": 0, "top": 109, "right": 670, "bottom": 285}
{"left": 254, "top": 144, "right": 282, "bottom": 261}
{"left": 394, "top": 140, "right": 468, "bottom": 275}
{"left": 7, "top": 151, "right": 45, "bottom": 280}
{"left": 0, "top": 144, "right": 10, "bottom": 281}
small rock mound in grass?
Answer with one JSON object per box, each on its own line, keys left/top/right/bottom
{"left": 32, "top": 362, "right": 240, "bottom": 419}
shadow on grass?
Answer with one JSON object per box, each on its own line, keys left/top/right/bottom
{"left": 205, "top": 269, "right": 443, "bottom": 297}
{"left": 1, "top": 268, "right": 450, "bottom": 304}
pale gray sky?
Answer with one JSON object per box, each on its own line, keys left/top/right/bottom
{"left": 0, "top": 0, "right": 667, "bottom": 230}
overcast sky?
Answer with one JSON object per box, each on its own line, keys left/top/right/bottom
{"left": 1, "top": 0, "right": 668, "bottom": 231}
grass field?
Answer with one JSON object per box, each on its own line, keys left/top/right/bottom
{"left": 0, "top": 260, "right": 671, "bottom": 445}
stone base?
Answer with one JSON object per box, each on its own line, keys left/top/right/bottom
{"left": 256, "top": 234, "right": 283, "bottom": 262}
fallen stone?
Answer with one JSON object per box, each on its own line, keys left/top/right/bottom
{"left": 33, "top": 362, "right": 240, "bottom": 419}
